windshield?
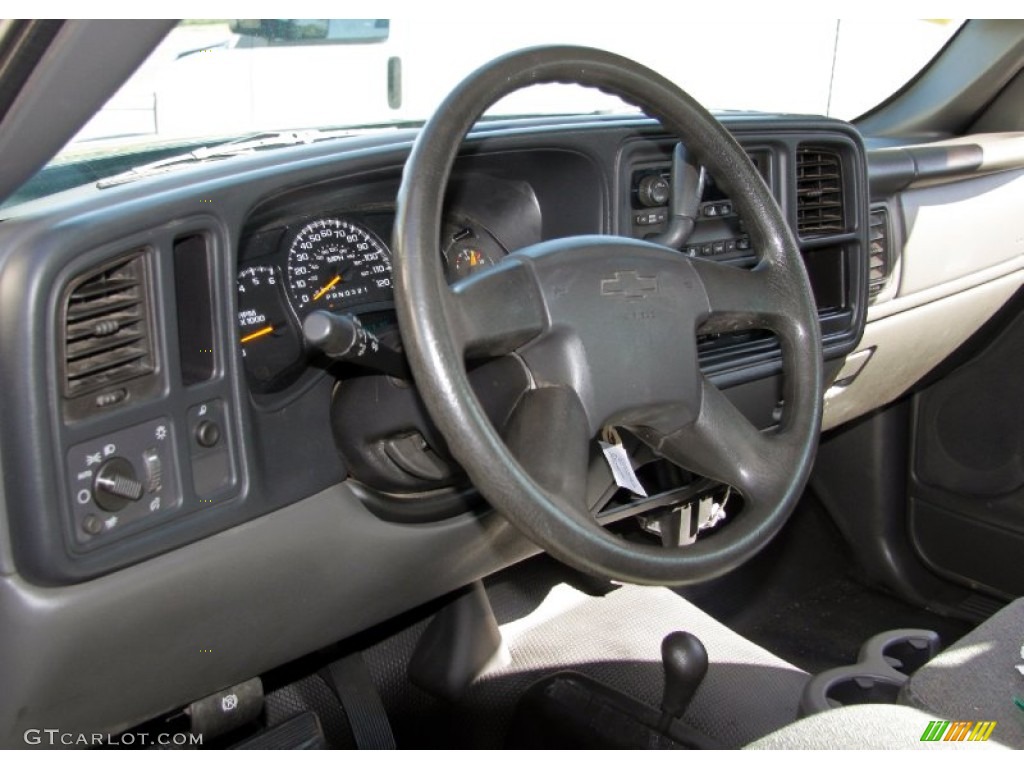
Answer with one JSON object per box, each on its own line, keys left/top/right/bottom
{"left": 12, "top": 18, "right": 962, "bottom": 206}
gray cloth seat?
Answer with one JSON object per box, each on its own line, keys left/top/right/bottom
{"left": 750, "top": 598, "right": 1024, "bottom": 750}
{"left": 900, "top": 597, "right": 1024, "bottom": 749}
{"left": 746, "top": 703, "right": 1009, "bottom": 750}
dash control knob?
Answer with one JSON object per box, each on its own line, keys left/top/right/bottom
{"left": 637, "top": 173, "right": 671, "bottom": 208}
{"left": 93, "top": 457, "right": 144, "bottom": 512}
{"left": 195, "top": 419, "right": 221, "bottom": 448}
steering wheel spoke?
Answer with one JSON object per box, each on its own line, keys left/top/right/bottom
{"left": 691, "top": 257, "right": 788, "bottom": 336}
{"left": 449, "top": 258, "right": 547, "bottom": 358}
{"left": 502, "top": 386, "right": 592, "bottom": 513}
{"left": 634, "top": 377, "right": 780, "bottom": 505}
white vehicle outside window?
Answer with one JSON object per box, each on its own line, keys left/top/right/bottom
{"left": 74, "top": 18, "right": 961, "bottom": 145}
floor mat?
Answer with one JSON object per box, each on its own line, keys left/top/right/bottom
{"left": 678, "top": 497, "right": 975, "bottom": 674}
{"left": 722, "top": 573, "right": 975, "bottom": 674}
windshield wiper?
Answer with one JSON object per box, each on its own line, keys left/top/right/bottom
{"left": 97, "top": 128, "right": 373, "bottom": 188}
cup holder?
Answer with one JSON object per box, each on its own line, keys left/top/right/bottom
{"left": 858, "top": 629, "right": 942, "bottom": 677}
{"left": 800, "top": 629, "right": 942, "bottom": 717}
{"left": 822, "top": 674, "right": 906, "bottom": 706}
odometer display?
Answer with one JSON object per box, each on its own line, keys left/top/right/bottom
{"left": 286, "top": 218, "right": 392, "bottom": 316}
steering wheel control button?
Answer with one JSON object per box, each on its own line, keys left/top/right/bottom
{"left": 195, "top": 420, "right": 221, "bottom": 448}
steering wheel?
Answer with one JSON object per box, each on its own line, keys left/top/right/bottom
{"left": 393, "top": 46, "right": 822, "bottom": 586}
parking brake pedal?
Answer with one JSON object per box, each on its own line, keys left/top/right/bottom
{"left": 233, "top": 712, "right": 326, "bottom": 750}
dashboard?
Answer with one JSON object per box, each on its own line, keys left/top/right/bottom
{"left": 0, "top": 115, "right": 870, "bottom": 586}
{"left": 0, "top": 112, "right": 884, "bottom": 743}
{"left": 7, "top": 108, "right": 1024, "bottom": 747}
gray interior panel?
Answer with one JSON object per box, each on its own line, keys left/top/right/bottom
{"left": 0, "top": 417, "right": 12, "bottom": 577}
{"left": 0, "top": 482, "right": 537, "bottom": 746}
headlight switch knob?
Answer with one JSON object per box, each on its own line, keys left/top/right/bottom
{"left": 93, "top": 456, "right": 144, "bottom": 512}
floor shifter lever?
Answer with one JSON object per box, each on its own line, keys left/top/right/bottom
{"left": 506, "top": 629, "right": 722, "bottom": 749}
{"left": 660, "top": 631, "right": 709, "bottom": 726}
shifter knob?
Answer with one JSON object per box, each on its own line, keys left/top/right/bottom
{"left": 660, "top": 631, "right": 709, "bottom": 720}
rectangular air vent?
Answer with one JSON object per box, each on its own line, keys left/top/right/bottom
{"left": 796, "top": 147, "right": 844, "bottom": 237}
{"left": 63, "top": 252, "right": 155, "bottom": 401}
{"left": 868, "top": 207, "right": 892, "bottom": 301}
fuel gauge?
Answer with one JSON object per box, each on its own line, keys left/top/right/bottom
{"left": 237, "top": 265, "right": 305, "bottom": 389}
{"left": 442, "top": 223, "right": 503, "bottom": 281}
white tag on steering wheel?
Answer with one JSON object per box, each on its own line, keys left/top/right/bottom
{"left": 599, "top": 440, "right": 647, "bottom": 498}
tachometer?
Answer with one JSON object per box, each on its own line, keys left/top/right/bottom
{"left": 237, "top": 265, "right": 305, "bottom": 389}
{"left": 286, "top": 218, "right": 392, "bottom": 316}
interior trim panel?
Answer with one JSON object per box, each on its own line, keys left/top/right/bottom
{"left": 0, "top": 483, "right": 538, "bottom": 743}
{"left": 821, "top": 132, "right": 1024, "bottom": 430}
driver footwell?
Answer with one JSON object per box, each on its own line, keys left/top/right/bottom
{"left": 349, "top": 556, "right": 808, "bottom": 748}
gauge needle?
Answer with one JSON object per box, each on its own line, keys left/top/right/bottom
{"left": 240, "top": 325, "right": 275, "bottom": 344}
{"left": 312, "top": 275, "right": 341, "bottom": 302}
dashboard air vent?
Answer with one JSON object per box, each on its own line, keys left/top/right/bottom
{"left": 63, "top": 252, "right": 155, "bottom": 399}
{"left": 868, "top": 207, "right": 892, "bottom": 301}
{"left": 796, "top": 147, "right": 844, "bottom": 236}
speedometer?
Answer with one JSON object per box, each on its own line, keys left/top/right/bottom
{"left": 285, "top": 218, "right": 392, "bottom": 316}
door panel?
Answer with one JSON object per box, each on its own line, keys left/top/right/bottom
{"left": 909, "top": 288, "right": 1024, "bottom": 596}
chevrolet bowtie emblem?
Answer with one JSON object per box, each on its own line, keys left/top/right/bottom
{"left": 601, "top": 271, "right": 658, "bottom": 299}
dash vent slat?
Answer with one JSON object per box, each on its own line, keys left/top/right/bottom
{"left": 796, "top": 147, "right": 845, "bottom": 237}
{"left": 62, "top": 253, "right": 155, "bottom": 399}
{"left": 868, "top": 207, "right": 892, "bottom": 301}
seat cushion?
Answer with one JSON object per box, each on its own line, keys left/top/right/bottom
{"left": 899, "top": 597, "right": 1024, "bottom": 748}
{"left": 746, "top": 703, "right": 1008, "bottom": 750}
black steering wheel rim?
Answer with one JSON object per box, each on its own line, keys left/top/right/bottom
{"left": 394, "top": 46, "right": 823, "bottom": 586}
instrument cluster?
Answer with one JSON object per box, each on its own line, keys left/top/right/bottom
{"left": 236, "top": 213, "right": 507, "bottom": 392}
